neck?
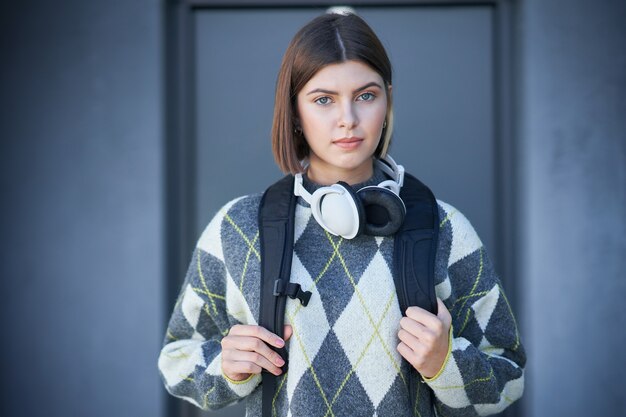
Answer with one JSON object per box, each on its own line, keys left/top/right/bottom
{"left": 306, "top": 158, "right": 374, "bottom": 186}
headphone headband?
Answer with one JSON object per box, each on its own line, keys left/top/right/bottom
{"left": 375, "top": 155, "right": 405, "bottom": 191}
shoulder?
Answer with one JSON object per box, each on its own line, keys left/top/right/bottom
{"left": 196, "top": 193, "right": 263, "bottom": 260}
{"left": 436, "top": 200, "right": 483, "bottom": 267}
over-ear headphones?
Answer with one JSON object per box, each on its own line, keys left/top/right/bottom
{"left": 293, "top": 155, "right": 406, "bottom": 239}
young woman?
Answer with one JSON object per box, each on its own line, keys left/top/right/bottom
{"left": 159, "top": 11, "right": 525, "bottom": 417}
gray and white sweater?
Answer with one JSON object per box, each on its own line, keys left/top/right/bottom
{"left": 158, "top": 171, "right": 525, "bottom": 416}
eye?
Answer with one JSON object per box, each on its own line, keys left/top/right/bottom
{"left": 357, "top": 92, "right": 375, "bottom": 101}
{"left": 314, "top": 96, "right": 332, "bottom": 106}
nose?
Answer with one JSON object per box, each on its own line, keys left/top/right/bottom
{"left": 338, "top": 102, "right": 358, "bottom": 130}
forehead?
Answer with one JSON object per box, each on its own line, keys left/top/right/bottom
{"left": 303, "top": 60, "right": 384, "bottom": 89}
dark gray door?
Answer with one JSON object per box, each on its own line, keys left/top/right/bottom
{"left": 190, "top": 5, "right": 495, "bottom": 417}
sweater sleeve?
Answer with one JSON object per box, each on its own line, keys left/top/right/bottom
{"left": 158, "top": 198, "right": 261, "bottom": 410}
{"left": 424, "top": 203, "right": 526, "bottom": 416}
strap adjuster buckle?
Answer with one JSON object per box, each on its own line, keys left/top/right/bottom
{"left": 273, "top": 279, "right": 312, "bottom": 306}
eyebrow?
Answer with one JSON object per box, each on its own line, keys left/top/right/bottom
{"left": 306, "top": 81, "right": 383, "bottom": 96}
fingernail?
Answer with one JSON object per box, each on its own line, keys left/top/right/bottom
{"left": 276, "top": 356, "right": 285, "bottom": 366}
{"left": 275, "top": 338, "right": 285, "bottom": 347}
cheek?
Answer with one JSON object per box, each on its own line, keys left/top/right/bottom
{"left": 300, "top": 108, "right": 330, "bottom": 133}
{"left": 362, "top": 103, "right": 387, "bottom": 128}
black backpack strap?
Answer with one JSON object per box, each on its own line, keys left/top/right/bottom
{"left": 394, "top": 173, "right": 439, "bottom": 314}
{"left": 394, "top": 173, "right": 439, "bottom": 411}
{"left": 258, "top": 175, "right": 311, "bottom": 417}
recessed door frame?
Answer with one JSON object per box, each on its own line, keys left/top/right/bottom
{"left": 163, "top": 2, "right": 519, "bottom": 417}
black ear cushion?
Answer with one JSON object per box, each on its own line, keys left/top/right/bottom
{"left": 335, "top": 181, "right": 365, "bottom": 237}
{"left": 357, "top": 187, "right": 406, "bottom": 236}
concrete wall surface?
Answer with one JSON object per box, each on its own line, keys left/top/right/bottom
{"left": 0, "top": 1, "right": 165, "bottom": 416}
{"left": 519, "top": 0, "right": 626, "bottom": 416}
{"left": 1, "top": 1, "right": 624, "bottom": 417}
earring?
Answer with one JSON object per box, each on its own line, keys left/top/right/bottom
{"left": 383, "top": 120, "right": 387, "bottom": 129}
{"left": 294, "top": 126, "right": 303, "bottom": 136}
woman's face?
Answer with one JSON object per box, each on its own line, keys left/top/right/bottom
{"left": 296, "top": 60, "right": 390, "bottom": 185}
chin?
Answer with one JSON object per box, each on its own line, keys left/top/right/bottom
{"left": 331, "top": 155, "right": 374, "bottom": 171}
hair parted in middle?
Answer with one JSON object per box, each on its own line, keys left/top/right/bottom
{"left": 271, "top": 12, "right": 394, "bottom": 174}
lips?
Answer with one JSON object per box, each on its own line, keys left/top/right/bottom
{"left": 333, "top": 137, "right": 364, "bottom": 149}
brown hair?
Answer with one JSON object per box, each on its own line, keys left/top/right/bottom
{"left": 272, "top": 12, "right": 394, "bottom": 174}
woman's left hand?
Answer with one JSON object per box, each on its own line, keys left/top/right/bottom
{"left": 397, "top": 298, "right": 452, "bottom": 379}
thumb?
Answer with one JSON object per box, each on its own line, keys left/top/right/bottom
{"left": 283, "top": 324, "right": 293, "bottom": 342}
{"left": 437, "top": 298, "right": 452, "bottom": 326}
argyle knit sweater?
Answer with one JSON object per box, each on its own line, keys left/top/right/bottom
{"left": 158, "top": 170, "right": 526, "bottom": 417}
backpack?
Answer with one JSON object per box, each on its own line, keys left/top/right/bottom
{"left": 258, "top": 172, "right": 439, "bottom": 416}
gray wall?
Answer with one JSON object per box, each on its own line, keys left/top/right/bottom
{"left": 519, "top": 0, "right": 626, "bottom": 416}
{"left": 1, "top": 1, "right": 625, "bottom": 417}
{"left": 0, "top": 1, "right": 165, "bottom": 417}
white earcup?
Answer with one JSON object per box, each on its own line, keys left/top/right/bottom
{"left": 311, "top": 184, "right": 362, "bottom": 239}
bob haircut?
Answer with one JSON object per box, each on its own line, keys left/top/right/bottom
{"left": 272, "top": 12, "right": 394, "bottom": 174}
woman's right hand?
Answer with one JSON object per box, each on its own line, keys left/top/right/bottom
{"left": 221, "top": 324, "right": 293, "bottom": 381}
